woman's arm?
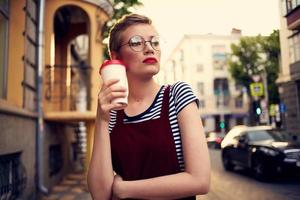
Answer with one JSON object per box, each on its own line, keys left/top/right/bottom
{"left": 113, "top": 101, "right": 211, "bottom": 200}
{"left": 87, "top": 116, "right": 114, "bottom": 200}
{"left": 87, "top": 79, "right": 127, "bottom": 200}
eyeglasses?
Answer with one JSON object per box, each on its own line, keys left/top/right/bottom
{"left": 119, "top": 35, "right": 160, "bottom": 52}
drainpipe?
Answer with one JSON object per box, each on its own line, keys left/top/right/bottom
{"left": 36, "top": 0, "right": 48, "bottom": 194}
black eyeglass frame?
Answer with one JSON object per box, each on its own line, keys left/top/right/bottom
{"left": 118, "top": 35, "right": 160, "bottom": 52}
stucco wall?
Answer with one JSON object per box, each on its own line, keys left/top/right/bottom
{"left": 0, "top": 113, "right": 36, "bottom": 199}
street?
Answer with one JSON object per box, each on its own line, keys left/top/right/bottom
{"left": 197, "top": 149, "right": 300, "bottom": 200}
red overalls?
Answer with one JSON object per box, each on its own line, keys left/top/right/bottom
{"left": 110, "top": 86, "right": 196, "bottom": 200}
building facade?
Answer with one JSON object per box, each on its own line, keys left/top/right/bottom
{"left": 162, "top": 30, "right": 249, "bottom": 134}
{"left": 277, "top": 0, "right": 300, "bottom": 135}
{"left": 0, "top": 0, "right": 112, "bottom": 199}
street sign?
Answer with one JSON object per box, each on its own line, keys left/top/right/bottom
{"left": 279, "top": 103, "right": 286, "bottom": 113}
{"left": 269, "top": 104, "right": 277, "bottom": 117}
{"left": 250, "top": 82, "right": 264, "bottom": 97}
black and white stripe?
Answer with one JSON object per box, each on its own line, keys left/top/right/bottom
{"left": 108, "top": 81, "right": 198, "bottom": 171}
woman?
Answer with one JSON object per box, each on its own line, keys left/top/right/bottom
{"left": 87, "top": 14, "right": 210, "bottom": 200}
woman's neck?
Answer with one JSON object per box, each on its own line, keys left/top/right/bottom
{"left": 127, "top": 78, "right": 160, "bottom": 103}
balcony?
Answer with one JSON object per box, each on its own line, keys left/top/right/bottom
{"left": 285, "top": 0, "right": 300, "bottom": 30}
{"left": 44, "top": 64, "right": 95, "bottom": 122}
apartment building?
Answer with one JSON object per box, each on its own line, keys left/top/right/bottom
{"left": 277, "top": 0, "right": 300, "bottom": 135}
{"left": 162, "top": 30, "right": 249, "bottom": 134}
{"left": 0, "top": 0, "right": 112, "bottom": 199}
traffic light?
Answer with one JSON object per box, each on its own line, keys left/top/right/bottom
{"left": 256, "top": 107, "right": 262, "bottom": 115}
{"left": 253, "top": 100, "right": 262, "bottom": 116}
{"left": 219, "top": 121, "right": 225, "bottom": 129}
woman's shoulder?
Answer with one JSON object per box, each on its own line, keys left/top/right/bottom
{"left": 169, "top": 81, "right": 194, "bottom": 95}
{"left": 168, "top": 81, "right": 199, "bottom": 113}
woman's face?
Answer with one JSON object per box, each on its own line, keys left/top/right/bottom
{"left": 114, "top": 24, "right": 161, "bottom": 79}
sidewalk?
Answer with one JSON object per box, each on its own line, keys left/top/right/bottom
{"left": 42, "top": 172, "right": 92, "bottom": 200}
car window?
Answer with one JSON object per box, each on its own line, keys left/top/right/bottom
{"left": 247, "top": 130, "right": 273, "bottom": 141}
{"left": 268, "top": 130, "right": 294, "bottom": 141}
{"left": 247, "top": 129, "right": 293, "bottom": 142}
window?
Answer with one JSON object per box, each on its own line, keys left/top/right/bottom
{"left": 197, "top": 82, "right": 204, "bottom": 95}
{"left": 0, "top": 0, "right": 9, "bottom": 98}
{"left": 0, "top": 152, "right": 27, "bottom": 199}
{"left": 212, "top": 45, "right": 227, "bottom": 70}
{"left": 196, "top": 64, "right": 203, "bottom": 72}
{"left": 297, "top": 81, "right": 300, "bottom": 119}
{"left": 288, "top": 31, "right": 300, "bottom": 64}
{"left": 235, "top": 97, "right": 243, "bottom": 108}
{"left": 286, "top": 0, "right": 300, "bottom": 14}
{"left": 199, "top": 100, "right": 205, "bottom": 108}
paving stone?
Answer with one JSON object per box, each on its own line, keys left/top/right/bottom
{"left": 62, "top": 179, "right": 78, "bottom": 185}
{"left": 42, "top": 194, "right": 59, "bottom": 200}
{"left": 47, "top": 172, "right": 91, "bottom": 200}
{"left": 52, "top": 185, "right": 70, "bottom": 192}
{"left": 60, "top": 194, "right": 75, "bottom": 200}
{"left": 71, "top": 187, "right": 84, "bottom": 193}
{"left": 67, "top": 173, "right": 84, "bottom": 180}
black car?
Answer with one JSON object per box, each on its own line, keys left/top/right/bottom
{"left": 221, "top": 125, "right": 300, "bottom": 180}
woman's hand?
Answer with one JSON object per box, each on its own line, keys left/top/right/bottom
{"left": 97, "top": 79, "right": 127, "bottom": 122}
{"left": 112, "top": 174, "right": 124, "bottom": 200}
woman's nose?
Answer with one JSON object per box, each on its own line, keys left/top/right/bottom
{"left": 143, "top": 41, "right": 154, "bottom": 54}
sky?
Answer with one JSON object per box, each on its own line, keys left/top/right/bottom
{"left": 134, "top": 0, "right": 280, "bottom": 62}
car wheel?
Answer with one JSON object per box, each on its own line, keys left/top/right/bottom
{"left": 252, "top": 158, "right": 268, "bottom": 181}
{"left": 222, "top": 152, "right": 234, "bottom": 171}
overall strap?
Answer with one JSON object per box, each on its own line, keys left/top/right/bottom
{"left": 160, "top": 85, "right": 170, "bottom": 119}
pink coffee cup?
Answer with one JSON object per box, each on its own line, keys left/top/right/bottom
{"left": 100, "top": 60, "right": 128, "bottom": 109}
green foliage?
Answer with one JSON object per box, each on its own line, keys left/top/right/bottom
{"left": 228, "top": 30, "right": 280, "bottom": 104}
{"left": 102, "top": 0, "right": 143, "bottom": 59}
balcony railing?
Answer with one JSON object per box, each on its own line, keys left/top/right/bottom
{"left": 44, "top": 64, "right": 92, "bottom": 111}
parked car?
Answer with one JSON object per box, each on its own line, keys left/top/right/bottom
{"left": 221, "top": 125, "right": 300, "bottom": 180}
{"left": 206, "top": 132, "right": 225, "bottom": 149}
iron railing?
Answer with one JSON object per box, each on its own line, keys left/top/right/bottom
{"left": 0, "top": 152, "right": 27, "bottom": 200}
{"left": 44, "top": 64, "right": 92, "bottom": 111}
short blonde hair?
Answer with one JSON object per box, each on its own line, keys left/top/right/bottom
{"left": 108, "top": 14, "right": 152, "bottom": 56}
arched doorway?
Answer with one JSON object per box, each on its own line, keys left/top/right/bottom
{"left": 49, "top": 5, "right": 91, "bottom": 171}
{"left": 46, "top": 5, "right": 91, "bottom": 112}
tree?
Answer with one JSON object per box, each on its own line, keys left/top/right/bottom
{"left": 102, "top": 0, "right": 143, "bottom": 59}
{"left": 260, "top": 30, "right": 280, "bottom": 104}
{"left": 228, "top": 30, "right": 280, "bottom": 124}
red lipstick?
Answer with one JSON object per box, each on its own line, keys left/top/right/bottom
{"left": 143, "top": 57, "right": 158, "bottom": 64}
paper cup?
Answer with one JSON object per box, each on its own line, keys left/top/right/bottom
{"left": 100, "top": 60, "right": 128, "bottom": 109}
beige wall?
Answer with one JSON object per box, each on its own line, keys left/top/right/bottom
{"left": 0, "top": 114, "right": 36, "bottom": 199}
{"left": 277, "top": 0, "right": 292, "bottom": 83}
{"left": 6, "top": 0, "right": 26, "bottom": 107}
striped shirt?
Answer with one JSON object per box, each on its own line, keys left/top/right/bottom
{"left": 109, "top": 81, "right": 198, "bottom": 171}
